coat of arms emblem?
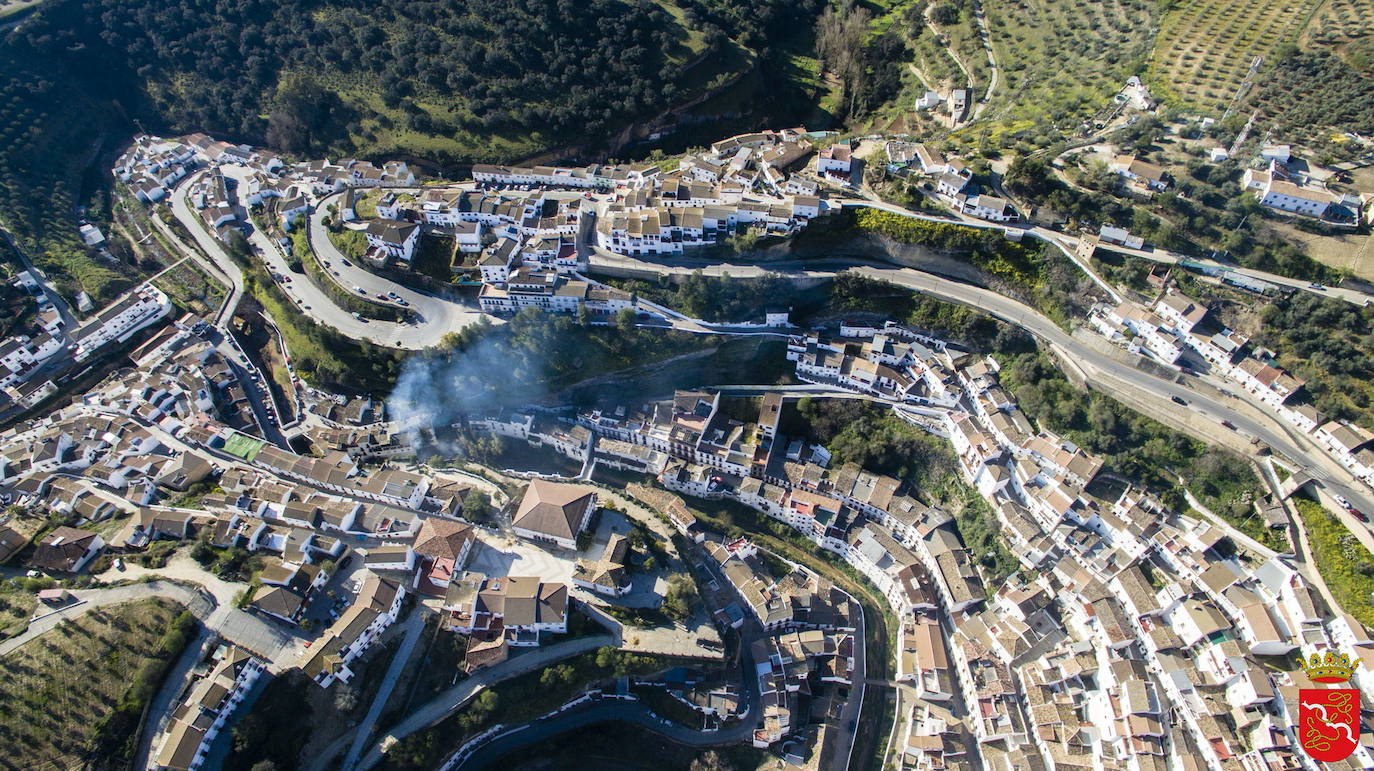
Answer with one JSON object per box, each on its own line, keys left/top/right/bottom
{"left": 1298, "top": 650, "right": 1360, "bottom": 763}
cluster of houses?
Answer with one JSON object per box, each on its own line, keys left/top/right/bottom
{"left": 152, "top": 644, "right": 266, "bottom": 771}
{"left": 786, "top": 322, "right": 964, "bottom": 407}
{"left": 705, "top": 537, "right": 859, "bottom": 757}
{"left": 1092, "top": 289, "right": 1374, "bottom": 493}
{"left": 118, "top": 130, "right": 416, "bottom": 247}
{"left": 463, "top": 315, "right": 1374, "bottom": 770}
{"left": 1241, "top": 145, "right": 1368, "bottom": 225}
{"left": 0, "top": 277, "right": 172, "bottom": 418}
{"left": 0, "top": 304, "right": 639, "bottom": 701}
{"left": 884, "top": 141, "right": 1017, "bottom": 222}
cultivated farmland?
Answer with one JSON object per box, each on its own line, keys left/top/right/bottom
{"left": 0, "top": 598, "right": 191, "bottom": 771}
{"left": 984, "top": 0, "right": 1157, "bottom": 132}
{"left": 1148, "top": 0, "right": 1321, "bottom": 114}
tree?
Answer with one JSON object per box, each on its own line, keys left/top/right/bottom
{"left": 462, "top": 488, "right": 490, "bottom": 521}
{"left": 663, "top": 574, "right": 699, "bottom": 622}
{"left": 690, "top": 750, "right": 735, "bottom": 771}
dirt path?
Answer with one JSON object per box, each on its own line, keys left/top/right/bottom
{"left": 970, "top": 0, "right": 999, "bottom": 119}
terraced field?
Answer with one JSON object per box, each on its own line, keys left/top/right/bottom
{"left": 982, "top": 0, "right": 1156, "bottom": 132}
{"left": 1148, "top": 0, "right": 1321, "bottom": 114}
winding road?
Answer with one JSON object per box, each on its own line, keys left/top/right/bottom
{"left": 588, "top": 247, "right": 1374, "bottom": 553}
{"left": 159, "top": 165, "right": 1374, "bottom": 562}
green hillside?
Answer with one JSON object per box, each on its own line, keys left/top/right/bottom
{"left": 0, "top": 0, "right": 826, "bottom": 304}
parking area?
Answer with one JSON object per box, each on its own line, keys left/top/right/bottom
{"left": 298, "top": 552, "right": 368, "bottom": 627}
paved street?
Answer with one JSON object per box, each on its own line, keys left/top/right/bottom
{"left": 341, "top": 612, "right": 428, "bottom": 770}
{"left": 303, "top": 188, "right": 493, "bottom": 348}
{"left": 0, "top": 580, "right": 212, "bottom": 658}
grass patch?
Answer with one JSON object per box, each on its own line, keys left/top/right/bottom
{"left": 1295, "top": 497, "right": 1374, "bottom": 627}
{"left": 153, "top": 258, "right": 227, "bottom": 317}
{"left": 327, "top": 227, "right": 369, "bottom": 263}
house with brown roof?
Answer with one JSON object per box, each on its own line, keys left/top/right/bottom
{"left": 512, "top": 480, "right": 597, "bottom": 550}
{"left": 572, "top": 532, "right": 631, "bottom": 597}
{"left": 0, "top": 525, "right": 25, "bottom": 564}
{"left": 409, "top": 518, "right": 475, "bottom": 592}
{"left": 443, "top": 572, "right": 569, "bottom": 646}
{"left": 28, "top": 526, "right": 104, "bottom": 573}
{"left": 1111, "top": 155, "right": 1169, "bottom": 192}
{"left": 250, "top": 585, "right": 306, "bottom": 625}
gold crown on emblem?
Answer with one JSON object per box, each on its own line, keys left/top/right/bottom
{"left": 1301, "top": 650, "right": 1355, "bottom": 683}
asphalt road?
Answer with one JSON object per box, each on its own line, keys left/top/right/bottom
{"left": 835, "top": 195, "right": 1371, "bottom": 308}
{"left": 354, "top": 634, "right": 617, "bottom": 771}
{"left": 589, "top": 249, "right": 1374, "bottom": 548}
{"left": 301, "top": 187, "right": 492, "bottom": 348}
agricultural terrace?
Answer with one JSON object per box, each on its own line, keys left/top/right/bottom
{"left": 981, "top": 0, "right": 1156, "bottom": 145}
{"left": 1147, "top": 0, "right": 1321, "bottom": 114}
{"left": 0, "top": 598, "right": 193, "bottom": 771}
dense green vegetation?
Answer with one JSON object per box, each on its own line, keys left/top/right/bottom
{"left": 225, "top": 671, "right": 315, "bottom": 771}
{"left": 786, "top": 397, "right": 1017, "bottom": 582}
{"left": 1247, "top": 50, "right": 1374, "bottom": 141}
{"left": 1005, "top": 154, "right": 1339, "bottom": 284}
{"left": 25, "top": 0, "right": 712, "bottom": 155}
{"left": 0, "top": 598, "right": 192, "bottom": 770}
{"left": 381, "top": 647, "right": 668, "bottom": 770}
{"left": 829, "top": 272, "right": 1036, "bottom": 351}
{"left": 0, "top": 39, "right": 134, "bottom": 307}
{"left": 849, "top": 208, "right": 1094, "bottom": 325}
{"left": 1294, "top": 496, "right": 1374, "bottom": 627}
{"left": 791, "top": 398, "right": 957, "bottom": 490}
{"left": 607, "top": 270, "right": 799, "bottom": 323}
{"left": 999, "top": 351, "right": 1280, "bottom": 550}
{"left": 1257, "top": 292, "right": 1374, "bottom": 432}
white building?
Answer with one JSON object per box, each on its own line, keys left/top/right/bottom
{"left": 364, "top": 219, "right": 420, "bottom": 262}
{"left": 73, "top": 285, "right": 173, "bottom": 362}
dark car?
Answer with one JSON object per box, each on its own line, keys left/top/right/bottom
{"left": 1170, "top": 395, "right": 1187, "bottom": 406}
{"left": 1220, "top": 419, "right": 1236, "bottom": 430}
